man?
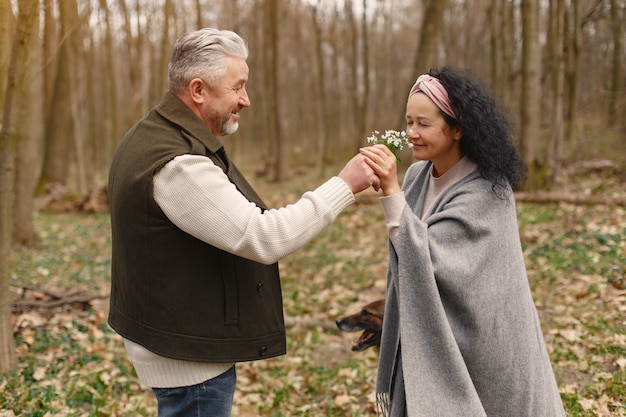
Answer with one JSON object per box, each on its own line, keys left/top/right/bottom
{"left": 107, "top": 28, "right": 378, "bottom": 416}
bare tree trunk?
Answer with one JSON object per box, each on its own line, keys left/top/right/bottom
{"left": 354, "top": 0, "right": 370, "bottom": 149}
{"left": 226, "top": 0, "right": 242, "bottom": 32}
{"left": 312, "top": 2, "right": 329, "bottom": 176}
{"left": 488, "top": 0, "right": 512, "bottom": 102}
{"left": 397, "top": 0, "right": 448, "bottom": 128}
{"left": 412, "top": 0, "right": 448, "bottom": 74}
{"left": 263, "top": 0, "right": 286, "bottom": 181}
{"left": 98, "top": 0, "right": 121, "bottom": 168}
{"left": 42, "top": 0, "right": 57, "bottom": 127}
{"left": 0, "top": 0, "right": 17, "bottom": 374}
{"left": 519, "top": 0, "right": 544, "bottom": 190}
{"left": 84, "top": 5, "right": 102, "bottom": 177}
{"left": 565, "top": 0, "right": 581, "bottom": 148}
{"left": 13, "top": 0, "right": 43, "bottom": 246}
{"left": 0, "top": 0, "right": 11, "bottom": 109}
{"left": 119, "top": 0, "right": 147, "bottom": 127}
{"left": 344, "top": 0, "right": 371, "bottom": 149}
{"left": 195, "top": 0, "right": 203, "bottom": 28}
{"left": 608, "top": 0, "right": 624, "bottom": 127}
{"left": 502, "top": 0, "right": 516, "bottom": 112}
{"left": 63, "top": 0, "right": 87, "bottom": 194}
{"left": 328, "top": 5, "right": 342, "bottom": 155}
{"left": 158, "top": 0, "right": 175, "bottom": 99}
{"left": 374, "top": 0, "right": 395, "bottom": 129}
{"left": 272, "top": 2, "right": 288, "bottom": 181}
{"left": 488, "top": 1, "right": 501, "bottom": 96}
{"left": 261, "top": 0, "right": 276, "bottom": 181}
{"left": 41, "top": 0, "right": 75, "bottom": 187}
{"left": 546, "top": 0, "right": 565, "bottom": 182}
{"left": 340, "top": 0, "right": 360, "bottom": 146}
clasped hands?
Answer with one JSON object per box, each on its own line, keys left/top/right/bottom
{"left": 338, "top": 145, "right": 401, "bottom": 196}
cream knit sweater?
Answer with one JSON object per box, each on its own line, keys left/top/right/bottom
{"left": 124, "top": 153, "right": 355, "bottom": 388}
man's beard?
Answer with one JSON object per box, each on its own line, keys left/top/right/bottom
{"left": 221, "top": 119, "right": 239, "bottom": 136}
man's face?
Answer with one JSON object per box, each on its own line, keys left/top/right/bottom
{"left": 201, "top": 56, "right": 250, "bottom": 137}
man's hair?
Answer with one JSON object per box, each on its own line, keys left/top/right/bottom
{"left": 168, "top": 28, "right": 249, "bottom": 95}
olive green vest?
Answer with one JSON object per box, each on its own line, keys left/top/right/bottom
{"left": 108, "top": 93, "right": 285, "bottom": 362}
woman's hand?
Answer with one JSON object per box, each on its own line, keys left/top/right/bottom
{"left": 360, "top": 145, "right": 402, "bottom": 196}
{"left": 338, "top": 153, "right": 381, "bottom": 194}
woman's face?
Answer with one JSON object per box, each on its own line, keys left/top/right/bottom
{"left": 406, "top": 92, "right": 462, "bottom": 177}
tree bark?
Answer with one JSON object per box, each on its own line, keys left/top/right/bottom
{"left": 42, "top": 0, "right": 57, "bottom": 126}
{"left": 546, "top": 0, "right": 565, "bottom": 182}
{"left": 64, "top": 0, "right": 87, "bottom": 194}
{"left": 608, "top": 0, "right": 624, "bottom": 127}
{"left": 345, "top": 0, "right": 358, "bottom": 144}
{"left": 355, "top": 0, "right": 370, "bottom": 149}
{"left": 41, "top": 0, "right": 76, "bottom": 187}
{"left": 398, "top": 0, "right": 448, "bottom": 129}
{"left": 412, "top": 0, "right": 448, "bottom": 75}
{"left": 195, "top": 0, "right": 203, "bottom": 29}
{"left": 263, "top": 0, "right": 286, "bottom": 182}
{"left": 12, "top": 0, "right": 43, "bottom": 247}
{"left": 488, "top": 1, "right": 501, "bottom": 96}
{"left": 158, "top": 0, "right": 174, "bottom": 100}
{"left": 519, "top": 0, "right": 544, "bottom": 189}
{"left": 0, "top": 0, "right": 17, "bottom": 374}
{"left": 565, "top": 0, "right": 581, "bottom": 149}
{"left": 312, "top": 2, "right": 329, "bottom": 176}
{"left": 502, "top": 0, "right": 516, "bottom": 112}
{"left": 97, "top": 0, "right": 121, "bottom": 168}
{"left": 119, "top": 0, "right": 149, "bottom": 126}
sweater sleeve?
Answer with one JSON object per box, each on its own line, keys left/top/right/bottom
{"left": 379, "top": 192, "right": 407, "bottom": 249}
{"left": 153, "top": 154, "right": 355, "bottom": 265}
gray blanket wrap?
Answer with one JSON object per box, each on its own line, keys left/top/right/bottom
{"left": 375, "top": 161, "right": 565, "bottom": 417}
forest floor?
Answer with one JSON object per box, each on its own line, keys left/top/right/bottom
{"left": 1, "top": 162, "right": 625, "bottom": 416}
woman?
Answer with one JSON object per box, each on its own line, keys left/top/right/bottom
{"left": 360, "top": 67, "right": 564, "bottom": 417}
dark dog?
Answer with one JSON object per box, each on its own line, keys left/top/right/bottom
{"left": 336, "top": 299, "right": 385, "bottom": 352}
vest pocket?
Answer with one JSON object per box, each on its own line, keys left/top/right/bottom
{"left": 220, "top": 254, "right": 239, "bottom": 325}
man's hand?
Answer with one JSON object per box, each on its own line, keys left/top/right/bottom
{"left": 338, "top": 154, "right": 381, "bottom": 194}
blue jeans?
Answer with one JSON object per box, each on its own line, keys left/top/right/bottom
{"left": 152, "top": 366, "right": 236, "bottom": 417}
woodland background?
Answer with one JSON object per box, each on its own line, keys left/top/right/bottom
{"left": 0, "top": 0, "right": 625, "bottom": 415}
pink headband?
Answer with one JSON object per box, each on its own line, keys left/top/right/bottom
{"left": 408, "top": 74, "right": 457, "bottom": 119}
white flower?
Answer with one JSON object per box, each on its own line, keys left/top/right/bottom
{"left": 366, "top": 129, "right": 409, "bottom": 163}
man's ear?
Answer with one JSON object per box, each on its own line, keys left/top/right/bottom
{"left": 188, "top": 78, "right": 205, "bottom": 104}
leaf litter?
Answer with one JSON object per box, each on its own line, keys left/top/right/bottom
{"left": 2, "top": 168, "right": 625, "bottom": 416}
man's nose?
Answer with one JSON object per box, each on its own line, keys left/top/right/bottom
{"left": 240, "top": 88, "right": 250, "bottom": 107}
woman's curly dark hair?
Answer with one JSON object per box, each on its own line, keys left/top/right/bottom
{"left": 428, "top": 67, "right": 526, "bottom": 198}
